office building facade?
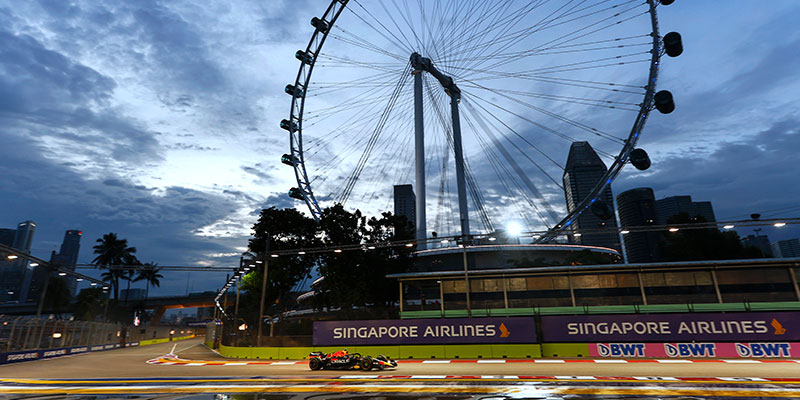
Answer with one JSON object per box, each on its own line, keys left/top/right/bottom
{"left": 393, "top": 184, "right": 416, "bottom": 226}
{"left": 742, "top": 234, "right": 773, "bottom": 257}
{"left": 772, "top": 239, "right": 800, "bottom": 258}
{"left": 617, "top": 188, "right": 662, "bottom": 263}
{"left": 0, "top": 221, "right": 37, "bottom": 302}
{"left": 562, "top": 142, "right": 620, "bottom": 251}
{"left": 50, "top": 230, "right": 83, "bottom": 296}
{"left": 656, "top": 195, "right": 716, "bottom": 224}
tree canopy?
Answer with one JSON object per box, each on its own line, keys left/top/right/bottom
{"left": 658, "top": 213, "right": 764, "bottom": 261}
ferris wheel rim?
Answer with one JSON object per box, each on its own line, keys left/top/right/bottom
{"left": 286, "top": 0, "right": 665, "bottom": 243}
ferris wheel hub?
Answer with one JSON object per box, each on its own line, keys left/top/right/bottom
{"left": 409, "top": 52, "right": 461, "bottom": 100}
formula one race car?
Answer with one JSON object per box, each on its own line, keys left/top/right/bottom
{"left": 308, "top": 349, "right": 398, "bottom": 371}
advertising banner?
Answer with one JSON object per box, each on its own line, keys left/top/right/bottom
{"left": 0, "top": 342, "right": 140, "bottom": 365}
{"left": 542, "top": 312, "right": 799, "bottom": 342}
{"left": 313, "top": 317, "right": 536, "bottom": 345}
{"left": 589, "top": 342, "right": 800, "bottom": 358}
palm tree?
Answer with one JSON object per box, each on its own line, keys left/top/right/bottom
{"left": 92, "top": 233, "right": 136, "bottom": 300}
{"left": 134, "top": 263, "right": 163, "bottom": 304}
{"left": 122, "top": 254, "right": 141, "bottom": 304}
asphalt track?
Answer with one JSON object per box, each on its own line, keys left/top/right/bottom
{"left": 3, "top": 338, "right": 800, "bottom": 398}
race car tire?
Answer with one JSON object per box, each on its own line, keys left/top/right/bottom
{"left": 309, "top": 357, "right": 322, "bottom": 370}
{"left": 359, "top": 356, "right": 373, "bottom": 371}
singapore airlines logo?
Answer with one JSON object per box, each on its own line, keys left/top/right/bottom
{"left": 772, "top": 319, "right": 786, "bottom": 335}
{"left": 499, "top": 323, "right": 511, "bottom": 338}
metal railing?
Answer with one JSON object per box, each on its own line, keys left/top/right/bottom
{"left": 0, "top": 316, "right": 177, "bottom": 352}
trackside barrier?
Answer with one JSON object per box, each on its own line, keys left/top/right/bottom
{"left": 0, "top": 342, "right": 139, "bottom": 365}
{"left": 139, "top": 335, "right": 195, "bottom": 346}
{"left": 216, "top": 343, "right": 542, "bottom": 360}
{"left": 0, "top": 335, "right": 195, "bottom": 365}
{"left": 541, "top": 343, "right": 591, "bottom": 358}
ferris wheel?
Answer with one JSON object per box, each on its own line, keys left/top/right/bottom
{"left": 280, "top": 0, "right": 682, "bottom": 244}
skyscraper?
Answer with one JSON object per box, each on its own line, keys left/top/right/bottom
{"left": 0, "top": 228, "right": 15, "bottom": 246}
{"left": 771, "top": 239, "right": 800, "bottom": 258}
{"left": 742, "top": 233, "right": 773, "bottom": 257}
{"left": 616, "top": 188, "right": 661, "bottom": 263}
{"left": 656, "top": 195, "right": 716, "bottom": 224}
{"left": 50, "top": 230, "right": 83, "bottom": 296}
{"left": 393, "top": 184, "right": 416, "bottom": 226}
{"left": 0, "top": 221, "right": 36, "bottom": 302}
{"left": 562, "top": 142, "right": 620, "bottom": 251}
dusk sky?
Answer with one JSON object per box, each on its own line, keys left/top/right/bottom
{"left": 1, "top": 0, "right": 798, "bottom": 297}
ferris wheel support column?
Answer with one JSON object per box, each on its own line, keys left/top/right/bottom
{"left": 450, "top": 94, "right": 470, "bottom": 241}
{"left": 413, "top": 70, "right": 427, "bottom": 250}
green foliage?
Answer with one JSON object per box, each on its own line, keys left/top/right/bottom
{"left": 73, "top": 287, "right": 106, "bottom": 321}
{"left": 659, "top": 213, "right": 764, "bottom": 261}
{"left": 92, "top": 232, "right": 137, "bottom": 300}
{"left": 238, "top": 207, "right": 321, "bottom": 326}
{"left": 43, "top": 276, "right": 72, "bottom": 315}
{"left": 316, "top": 205, "right": 414, "bottom": 310}
{"left": 133, "top": 263, "right": 163, "bottom": 303}
{"left": 237, "top": 205, "right": 414, "bottom": 326}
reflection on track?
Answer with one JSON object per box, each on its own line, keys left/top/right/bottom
{"left": 3, "top": 376, "right": 800, "bottom": 398}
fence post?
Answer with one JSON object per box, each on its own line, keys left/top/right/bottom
{"left": 711, "top": 268, "right": 723, "bottom": 304}
{"left": 637, "top": 271, "right": 648, "bottom": 305}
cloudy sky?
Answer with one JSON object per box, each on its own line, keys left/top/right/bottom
{"left": 1, "top": 0, "right": 798, "bottom": 296}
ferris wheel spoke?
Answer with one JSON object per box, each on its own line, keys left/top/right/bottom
{"left": 436, "top": 0, "right": 543, "bottom": 68}
{"left": 439, "top": 0, "right": 597, "bottom": 66}
{"left": 454, "top": 1, "right": 645, "bottom": 74}
{"left": 349, "top": 0, "right": 415, "bottom": 54}
{"left": 337, "top": 66, "right": 412, "bottom": 204}
{"left": 460, "top": 83, "right": 641, "bottom": 112}
{"left": 462, "top": 99, "right": 561, "bottom": 227}
{"left": 441, "top": 39, "right": 651, "bottom": 68}
{"left": 464, "top": 96, "right": 565, "bottom": 186}
{"left": 330, "top": 26, "right": 407, "bottom": 61}
{"left": 462, "top": 108, "right": 547, "bottom": 231}
{"left": 437, "top": 0, "right": 515, "bottom": 68}
{"left": 465, "top": 81, "right": 626, "bottom": 145}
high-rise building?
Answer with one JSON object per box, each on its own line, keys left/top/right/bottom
{"left": 0, "top": 228, "right": 15, "bottom": 246}
{"left": 655, "top": 195, "right": 716, "bottom": 224}
{"left": 742, "top": 233, "right": 772, "bottom": 257}
{"left": 617, "top": 188, "right": 661, "bottom": 263}
{"left": 562, "top": 142, "right": 620, "bottom": 251}
{"left": 771, "top": 239, "right": 800, "bottom": 258}
{"left": 50, "top": 230, "right": 83, "bottom": 296}
{"left": 393, "top": 184, "right": 416, "bottom": 226}
{"left": 12, "top": 221, "right": 36, "bottom": 253}
{"left": 0, "top": 221, "right": 36, "bottom": 303}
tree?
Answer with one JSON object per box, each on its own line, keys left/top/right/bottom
{"left": 42, "top": 276, "right": 72, "bottom": 317}
{"left": 133, "top": 262, "right": 163, "bottom": 303}
{"left": 316, "top": 205, "right": 414, "bottom": 310}
{"left": 73, "top": 287, "right": 106, "bottom": 321}
{"left": 659, "top": 213, "right": 764, "bottom": 261}
{"left": 239, "top": 207, "right": 320, "bottom": 326}
{"left": 121, "top": 254, "right": 141, "bottom": 304}
{"left": 92, "top": 233, "right": 137, "bottom": 300}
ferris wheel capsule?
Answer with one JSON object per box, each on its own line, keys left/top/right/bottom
{"left": 654, "top": 90, "right": 675, "bottom": 114}
{"left": 663, "top": 32, "right": 683, "bottom": 57}
{"left": 629, "top": 148, "right": 651, "bottom": 170}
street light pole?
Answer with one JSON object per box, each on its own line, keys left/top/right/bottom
{"left": 257, "top": 235, "right": 270, "bottom": 347}
{"left": 233, "top": 265, "right": 241, "bottom": 347}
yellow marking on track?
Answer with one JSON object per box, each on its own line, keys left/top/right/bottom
{"left": 4, "top": 377, "right": 800, "bottom": 386}
{"left": 552, "top": 387, "right": 800, "bottom": 398}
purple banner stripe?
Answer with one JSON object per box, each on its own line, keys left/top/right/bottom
{"left": 313, "top": 317, "right": 536, "bottom": 345}
{"left": 542, "top": 312, "right": 800, "bottom": 342}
